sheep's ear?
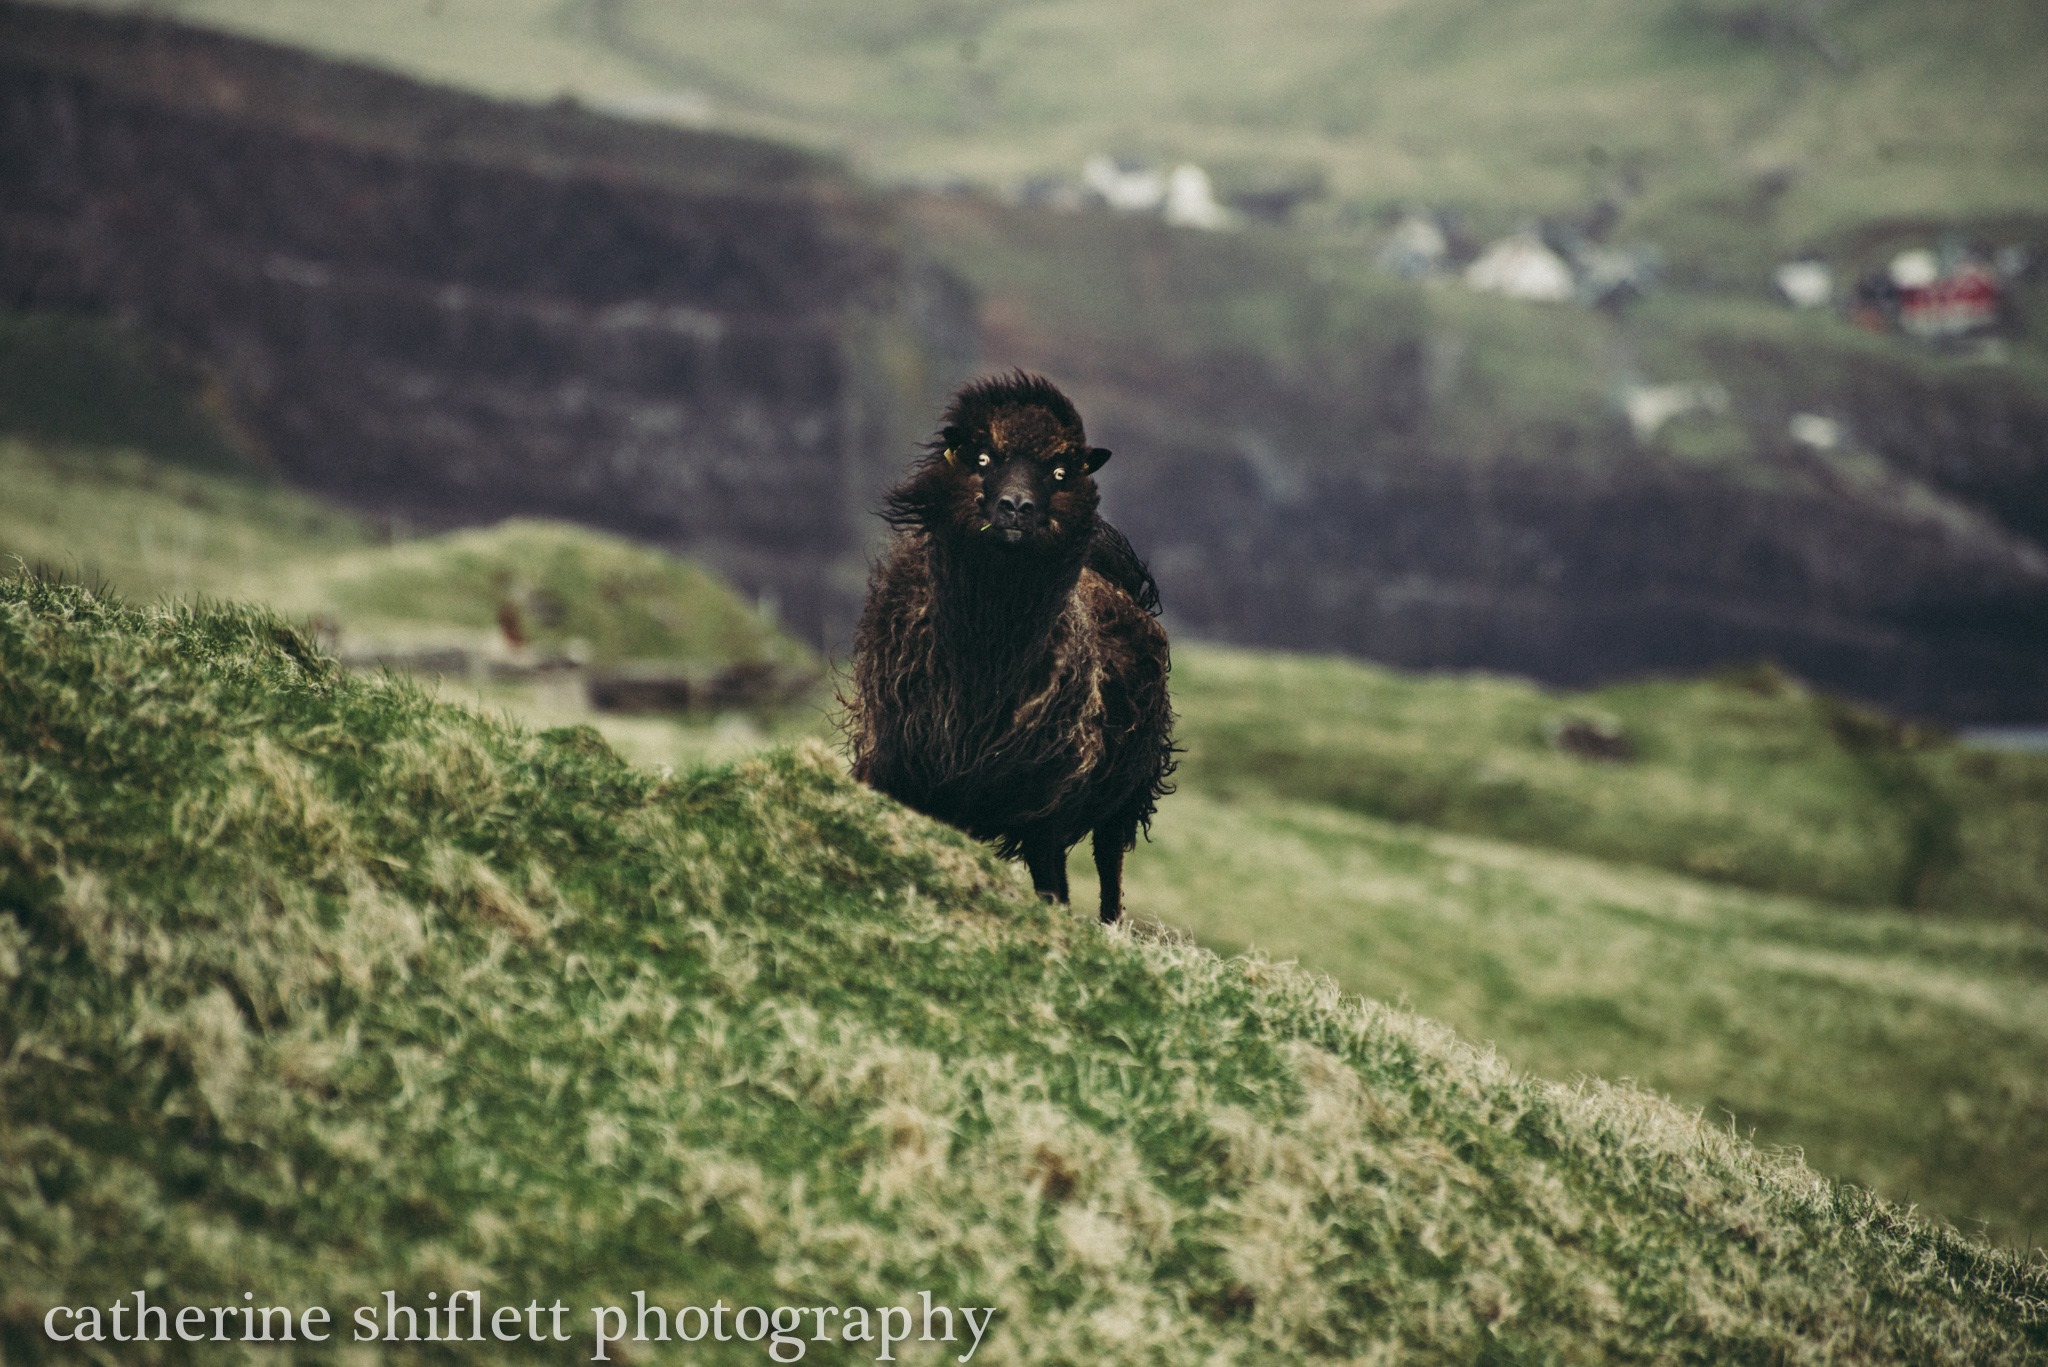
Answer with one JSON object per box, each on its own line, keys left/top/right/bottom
{"left": 1083, "top": 447, "right": 1112, "bottom": 473}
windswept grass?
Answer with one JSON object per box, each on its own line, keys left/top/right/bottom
{"left": 1098, "top": 787, "right": 2048, "bottom": 1250}
{"left": 1171, "top": 641, "right": 2048, "bottom": 924}
{"left": 3, "top": 573, "right": 2046, "bottom": 1362}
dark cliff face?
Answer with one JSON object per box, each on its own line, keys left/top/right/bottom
{"left": 0, "top": 2, "right": 972, "bottom": 645}
{"left": 997, "top": 332, "right": 2048, "bottom": 723}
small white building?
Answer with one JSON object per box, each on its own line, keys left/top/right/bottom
{"left": 1889, "top": 249, "right": 1939, "bottom": 289}
{"left": 1622, "top": 382, "right": 1729, "bottom": 442}
{"left": 1376, "top": 213, "right": 1450, "bottom": 278}
{"left": 1162, "top": 164, "right": 1232, "bottom": 230}
{"left": 1464, "top": 232, "right": 1575, "bottom": 302}
{"left": 1773, "top": 260, "right": 1833, "bottom": 309}
{"left": 1082, "top": 155, "right": 1166, "bottom": 214}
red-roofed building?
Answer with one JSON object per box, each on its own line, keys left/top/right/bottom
{"left": 1898, "top": 262, "right": 2001, "bottom": 340}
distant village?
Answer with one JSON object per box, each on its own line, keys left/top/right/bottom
{"left": 961, "top": 154, "right": 2037, "bottom": 463}
{"left": 978, "top": 156, "right": 2032, "bottom": 351}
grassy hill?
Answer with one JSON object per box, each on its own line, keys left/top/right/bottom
{"left": 0, "top": 434, "right": 818, "bottom": 764}
{"left": 12, "top": 430, "right": 2048, "bottom": 1250}
{"left": 80, "top": 0, "right": 2048, "bottom": 265}
{"left": 1104, "top": 783, "right": 2048, "bottom": 1251}
{"left": 1170, "top": 643, "right": 2048, "bottom": 924}
{"left": 0, "top": 315, "right": 809, "bottom": 687}
{"left": 22, "top": 2, "right": 2048, "bottom": 728}
{"left": 4, "top": 572, "right": 2047, "bottom": 1363}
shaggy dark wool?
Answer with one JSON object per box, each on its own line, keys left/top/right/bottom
{"left": 844, "top": 372, "right": 1176, "bottom": 923}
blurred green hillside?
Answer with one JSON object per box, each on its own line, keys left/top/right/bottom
{"left": 87, "top": 0, "right": 2048, "bottom": 269}
{"left": 0, "top": 440, "right": 805, "bottom": 661}
{"left": 25, "top": 0, "right": 2048, "bottom": 732}
{"left": 1171, "top": 643, "right": 2048, "bottom": 923}
{"left": 1105, "top": 707, "right": 2048, "bottom": 1248}
{"left": 0, "top": 311, "right": 811, "bottom": 683}
{"left": 0, "top": 435, "right": 822, "bottom": 768}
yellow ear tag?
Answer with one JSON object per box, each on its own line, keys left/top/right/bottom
{"left": 943, "top": 448, "right": 957, "bottom": 465}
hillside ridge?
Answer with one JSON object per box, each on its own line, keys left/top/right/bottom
{"left": 2, "top": 574, "right": 2044, "bottom": 1363}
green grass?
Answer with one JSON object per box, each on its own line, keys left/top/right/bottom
{"left": 1169, "top": 642, "right": 2048, "bottom": 924}
{"left": 1092, "top": 787, "right": 2048, "bottom": 1251}
{"left": 0, "top": 435, "right": 825, "bottom": 767}
{"left": 0, "top": 437, "right": 374, "bottom": 606}
{"left": 4, "top": 573, "right": 2046, "bottom": 1362}
{"left": 11, "top": 435, "right": 2048, "bottom": 1260}
{"left": 0, "top": 435, "right": 809, "bottom": 670}
{"left": 113, "top": 0, "right": 2048, "bottom": 265}
{"left": 305, "top": 518, "right": 813, "bottom": 670}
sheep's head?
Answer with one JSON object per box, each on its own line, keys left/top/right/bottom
{"left": 885, "top": 372, "right": 1111, "bottom": 556}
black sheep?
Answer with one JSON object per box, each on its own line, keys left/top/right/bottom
{"left": 844, "top": 372, "right": 1176, "bottom": 923}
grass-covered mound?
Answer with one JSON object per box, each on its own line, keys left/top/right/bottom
{"left": 0, "top": 438, "right": 809, "bottom": 675}
{"left": 3, "top": 576, "right": 2044, "bottom": 1363}
{"left": 308, "top": 518, "right": 812, "bottom": 672}
{"left": 1174, "top": 642, "right": 2048, "bottom": 924}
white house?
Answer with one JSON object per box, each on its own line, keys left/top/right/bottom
{"left": 1464, "top": 232, "right": 1575, "bottom": 302}
{"left": 1082, "top": 156, "right": 1166, "bottom": 214}
{"left": 1162, "top": 164, "right": 1232, "bottom": 230}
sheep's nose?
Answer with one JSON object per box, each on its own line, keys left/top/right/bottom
{"left": 996, "top": 493, "right": 1035, "bottom": 517}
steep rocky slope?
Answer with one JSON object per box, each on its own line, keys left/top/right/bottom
{"left": 0, "top": 1, "right": 973, "bottom": 644}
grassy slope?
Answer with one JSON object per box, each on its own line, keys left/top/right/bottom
{"left": 106, "top": 0, "right": 2048, "bottom": 254}
{"left": 15, "top": 436, "right": 2048, "bottom": 1248}
{"left": 4, "top": 574, "right": 2047, "bottom": 1363}
{"left": 0, "top": 438, "right": 373, "bottom": 608}
{"left": 1070, "top": 641, "right": 2048, "bottom": 1249}
{"left": 1099, "top": 787, "right": 2048, "bottom": 1250}
{"left": 0, "top": 436, "right": 820, "bottom": 764}
{"left": 1169, "top": 642, "right": 2048, "bottom": 924}
{"left": 15, "top": 430, "right": 2042, "bottom": 924}
{"left": 294, "top": 519, "right": 815, "bottom": 672}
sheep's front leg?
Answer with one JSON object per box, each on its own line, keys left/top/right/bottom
{"left": 1023, "top": 842, "right": 1069, "bottom": 904}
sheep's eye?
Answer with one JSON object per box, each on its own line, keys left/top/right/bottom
{"left": 976, "top": 452, "right": 991, "bottom": 468}
{"left": 1052, "top": 467, "right": 1066, "bottom": 482}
